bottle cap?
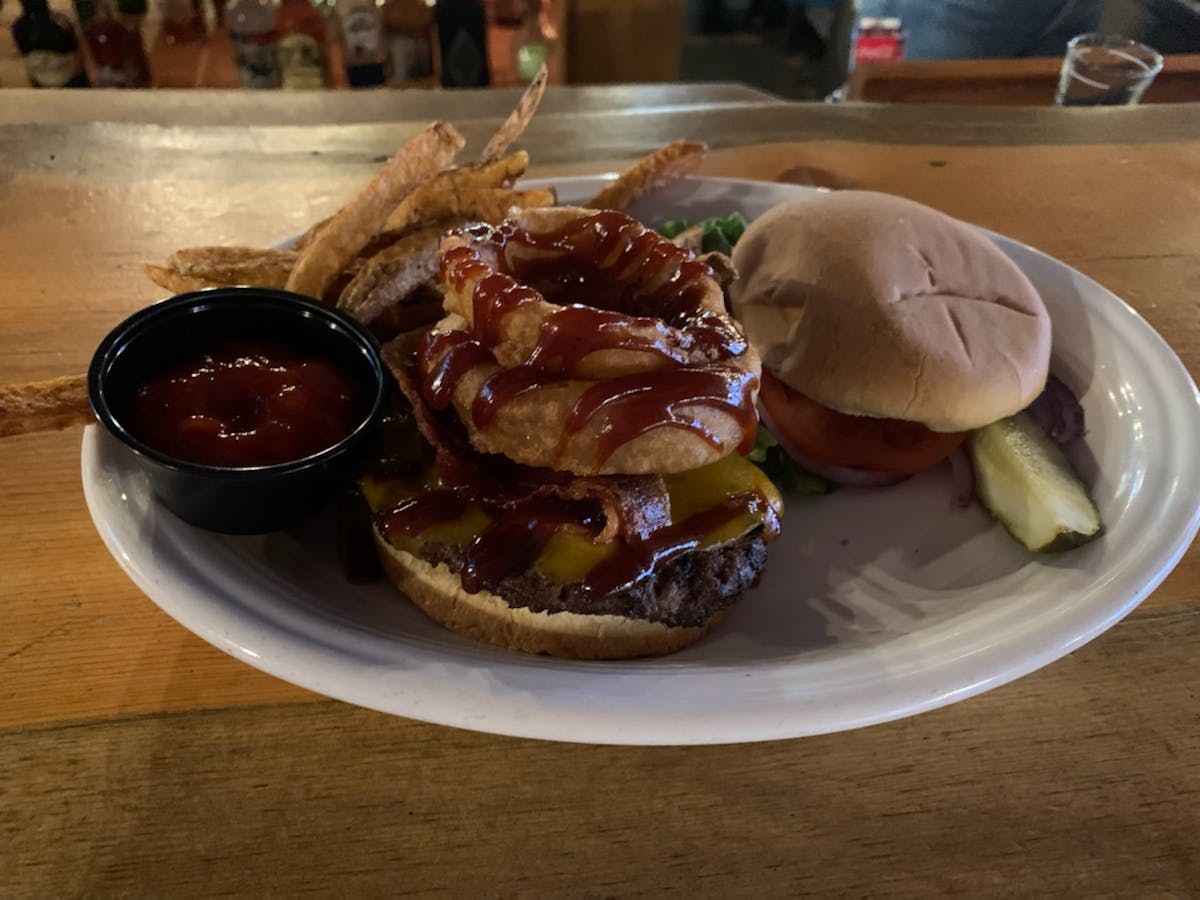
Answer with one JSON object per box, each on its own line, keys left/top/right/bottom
{"left": 880, "top": 17, "right": 901, "bottom": 30}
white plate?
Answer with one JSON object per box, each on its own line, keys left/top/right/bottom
{"left": 83, "top": 176, "right": 1200, "bottom": 745}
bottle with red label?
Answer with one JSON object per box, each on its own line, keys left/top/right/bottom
{"left": 80, "top": 0, "right": 152, "bottom": 86}
{"left": 854, "top": 15, "right": 905, "bottom": 64}
{"left": 275, "top": 0, "right": 330, "bottom": 89}
{"left": 13, "top": 0, "right": 90, "bottom": 87}
{"left": 157, "top": 0, "right": 206, "bottom": 45}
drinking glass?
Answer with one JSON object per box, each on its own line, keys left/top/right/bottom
{"left": 1055, "top": 33, "right": 1163, "bottom": 106}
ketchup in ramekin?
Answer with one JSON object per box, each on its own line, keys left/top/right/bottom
{"left": 88, "top": 288, "right": 388, "bottom": 534}
{"left": 123, "top": 339, "right": 368, "bottom": 468}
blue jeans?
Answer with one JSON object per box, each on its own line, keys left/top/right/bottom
{"left": 857, "top": 0, "right": 1103, "bottom": 59}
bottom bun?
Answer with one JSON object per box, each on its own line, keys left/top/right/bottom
{"left": 372, "top": 527, "right": 727, "bottom": 659}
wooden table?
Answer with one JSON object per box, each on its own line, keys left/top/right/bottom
{"left": 846, "top": 53, "right": 1200, "bottom": 105}
{"left": 3, "top": 92, "right": 1199, "bottom": 894}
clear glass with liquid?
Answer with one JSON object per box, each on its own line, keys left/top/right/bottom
{"left": 1055, "top": 33, "right": 1163, "bottom": 107}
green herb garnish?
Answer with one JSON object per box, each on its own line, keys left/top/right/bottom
{"left": 699, "top": 212, "right": 747, "bottom": 255}
{"left": 657, "top": 212, "right": 748, "bottom": 254}
{"left": 658, "top": 218, "right": 690, "bottom": 239}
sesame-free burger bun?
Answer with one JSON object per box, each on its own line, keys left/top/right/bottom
{"left": 729, "top": 191, "right": 1050, "bottom": 432}
{"left": 371, "top": 525, "right": 729, "bottom": 660}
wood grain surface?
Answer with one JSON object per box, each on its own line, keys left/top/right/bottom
{"left": 2, "top": 92, "right": 1199, "bottom": 895}
{"left": 846, "top": 53, "right": 1200, "bottom": 106}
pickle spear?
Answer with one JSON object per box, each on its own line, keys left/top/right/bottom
{"left": 968, "top": 412, "right": 1102, "bottom": 553}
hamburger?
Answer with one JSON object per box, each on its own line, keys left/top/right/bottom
{"left": 728, "top": 190, "right": 1051, "bottom": 483}
{"left": 359, "top": 206, "right": 781, "bottom": 659}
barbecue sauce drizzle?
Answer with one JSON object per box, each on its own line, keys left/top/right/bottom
{"left": 429, "top": 211, "right": 758, "bottom": 463}
{"left": 388, "top": 211, "right": 768, "bottom": 598}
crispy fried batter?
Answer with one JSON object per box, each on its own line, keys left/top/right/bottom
{"left": 292, "top": 216, "right": 328, "bottom": 252}
{"left": 349, "top": 186, "right": 556, "bottom": 325}
{"left": 382, "top": 345, "right": 673, "bottom": 542}
{"left": 337, "top": 222, "right": 450, "bottom": 325}
{"left": 167, "top": 246, "right": 297, "bottom": 289}
{"left": 429, "top": 206, "right": 761, "bottom": 475}
{"left": 286, "top": 121, "right": 466, "bottom": 300}
{"left": 380, "top": 153, "right": 532, "bottom": 234}
{"left": 0, "top": 374, "right": 92, "bottom": 437}
{"left": 143, "top": 264, "right": 225, "bottom": 294}
{"left": 479, "top": 64, "right": 549, "bottom": 165}
{"left": 586, "top": 140, "right": 707, "bottom": 211}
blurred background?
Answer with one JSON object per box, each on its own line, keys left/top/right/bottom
{"left": 1, "top": 0, "right": 1197, "bottom": 97}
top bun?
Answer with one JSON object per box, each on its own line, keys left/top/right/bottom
{"left": 728, "top": 191, "right": 1050, "bottom": 432}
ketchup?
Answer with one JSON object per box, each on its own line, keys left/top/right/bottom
{"left": 124, "top": 339, "right": 367, "bottom": 468}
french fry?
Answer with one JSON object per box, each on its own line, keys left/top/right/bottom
{"left": 286, "top": 121, "right": 466, "bottom": 301}
{"left": 292, "top": 216, "right": 328, "bottom": 253}
{"left": 367, "top": 286, "right": 447, "bottom": 340}
{"left": 0, "top": 374, "right": 92, "bottom": 438}
{"left": 167, "top": 246, "right": 297, "bottom": 289}
{"left": 381, "top": 152, "right": 531, "bottom": 234}
{"left": 347, "top": 186, "right": 556, "bottom": 324}
{"left": 337, "top": 223, "right": 450, "bottom": 325}
{"left": 144, "top": 264, "right": 226, "bottom": 294}
{"left": 293, "top": 168, "right": 525, "bottom": 255}
{"left": 479, "top": 64, "right": 549, "bottom": 165}
{"left": 383, "top": 184, "right": 555, "bottom": 239}
{"left": 586, "top": 140, "right": 707, "bottom": 211}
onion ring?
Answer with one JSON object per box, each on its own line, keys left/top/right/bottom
{"left": 418, "top": 207, "right": 762, "bottom": 476}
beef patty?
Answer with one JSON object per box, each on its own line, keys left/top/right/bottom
{"left": 407, "top": 531, "right": 768, "bottom": 629}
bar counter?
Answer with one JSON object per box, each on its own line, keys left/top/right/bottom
{"left": 2, "top": 87, "right": 1198, "bottom": 894}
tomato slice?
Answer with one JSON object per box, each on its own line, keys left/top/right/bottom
{"left": 759, "top": 370, "right": 967, "bottom": 476}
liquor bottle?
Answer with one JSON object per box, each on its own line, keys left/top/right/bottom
{"left": 157, "top": 0, "right": 206, "bottom": 44}
{"left": 490, "top": 0, "right": 523, "bottom": 28}
{"left": 227, "top": 0, "right": 280, "bottom": 87}
{"left": 116, "top": 0, "right": 148, "bottom": 32}
{"left": 510, "top": 0, "right": 555, "bottom": 83}
{"left": 381, "top": 0, "right": 434, "bottom": 86}
{"left": 435, "top": 0, "right": 490, "bottom": 87}
{"left": 12, "top": 0, "right": 90, "bottom": 87}
{"left": 275, "top": 0, "right": 330, "bottom": 89}
{"left": 74, "top": 0, "right": 98, "bottom": 28}
{"left": 82, "top": 0, "right": 151, "bottom": 86}
{"left": 337, "top": 0, "right": 386, "bottom": 87}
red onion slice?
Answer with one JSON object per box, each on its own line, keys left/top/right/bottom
{"left": 1027, "top": 374, "right": 1086, "bottom": 445}
{"left": 946, "top": 445, "right": 976, "bottom": 510}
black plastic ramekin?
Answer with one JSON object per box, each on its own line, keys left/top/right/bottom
{"left": 88, "top": 287, "right": 389, "bottom": 534}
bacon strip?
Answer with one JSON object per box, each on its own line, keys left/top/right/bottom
{"left": 381, "top": 338, "right": 671, "bottom": 542}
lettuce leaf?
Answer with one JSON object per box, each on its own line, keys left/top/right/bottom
{"left": 657, "top": 212, "right": 748, "bottom": 254}
{"left": 699, "top": 212, "right": 747, "bottom": 255}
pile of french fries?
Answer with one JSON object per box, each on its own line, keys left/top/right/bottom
{"left": 0, "top": 66, "right": 710, "bottom": 438}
